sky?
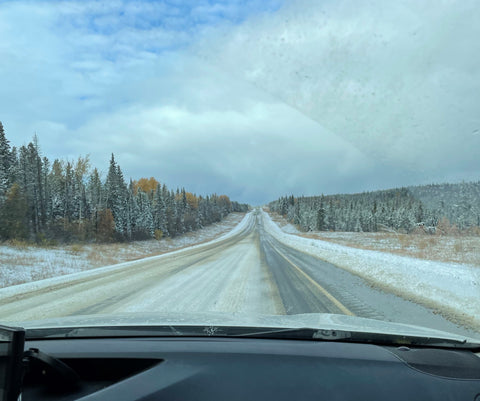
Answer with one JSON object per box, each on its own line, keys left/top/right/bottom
{"left": 0, "top": 0, "right": 479, "bottom": 205}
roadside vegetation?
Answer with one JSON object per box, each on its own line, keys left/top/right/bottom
{"left": 0, "top": 121, "right": 248, "bottom": 245}
{"left": 0, "top": 212, "right": 245, "bottom": 288}
{"left": 267, "top": 211, "right": 480, "bottom": 266}
{"left": 269, "top": 183, "right": 480, "bottom": 235}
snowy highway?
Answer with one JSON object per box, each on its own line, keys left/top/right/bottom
{"left": 0, "top": 210, "right": 473, "bottom": 336}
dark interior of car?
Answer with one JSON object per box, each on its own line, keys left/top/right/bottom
{"left": 15, "top": 336, "right": 480, "bottom": 401}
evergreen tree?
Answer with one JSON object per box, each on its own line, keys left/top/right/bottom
{"left": 48, "top": 160, "right": 65, "bottom": 221}
{"left": 316, "top": 200, "right": 326, "bottom": 231}
{"left": 0, "top": 128, "right": 248, "bottom": 243}
{"left": 0, "top": 121, "right": 12, "bottom": 203}
{"left": 104, "top": 154, "right": 128, "bottom": 238}
{"left": 153, "top": 183, "right": 167, "bottom": 234}
{"left": 87, "top": 168, "right": 103, "bottom": 226}
{"left": 0, "top": 183, "right": 28, "bottom": 240}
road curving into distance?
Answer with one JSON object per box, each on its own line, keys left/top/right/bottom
{"left": 0, "top": 209, "right": 473, "bottom": 337}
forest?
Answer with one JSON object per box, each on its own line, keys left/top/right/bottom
{"left": 0, "top": 122, "right": 248, "bottom": 244}
{"left": 269, "top": 182, "right": 480, "bottom": 235}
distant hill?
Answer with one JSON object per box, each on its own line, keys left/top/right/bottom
{"left": 269, "top": 181, "right": 480, "bottom": 234}
{"left": 408, "top": 182, "right": 480, "bottom": 229}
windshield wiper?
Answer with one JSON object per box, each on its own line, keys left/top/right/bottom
{"left": 24, "top": 325, "right": 480, "bottom": 350}
{"left": 232, "top": 327, "right": 479, "bottom": 349}
{"left": 230, "top": 327, "right": 351, "bottom": 341}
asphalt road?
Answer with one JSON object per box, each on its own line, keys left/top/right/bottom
{"left": 0, "top": 211, "right": 473, "bottom": 337}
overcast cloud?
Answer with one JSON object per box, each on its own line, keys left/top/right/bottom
{"left": 0, "top": 0, "right": 478, "bottom": 205}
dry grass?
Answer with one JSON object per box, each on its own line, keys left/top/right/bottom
{"left": 453, "top": 240, "right": 464, "bottom": 254}
{"left": 0, "top": 254, "right": 38, "bottom": 267}
{"left": 1, "top": 213, "right": 247, "bottom": 288}
{"left": 268, "top": 211, "right": 480, "bottom": 266}
{"left": 85, "top": 248, "right": 119, "bottom": 267}
{"left": 6, "top": 239, "right": 31, "bottom": 249}
{"left": 80, "top": 213, "right": 246, "bottom": 267}
{"left": 69, "top": 244, "right": 84, "bottom": 254}
{"left": 265, "top": 208, "right": 290, "bottom": 228}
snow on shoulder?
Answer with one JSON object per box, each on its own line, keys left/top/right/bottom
{"left": 261, "top": 210, "right": 480, "bottom": 329}
{"left": 0, "top": 212, "right": 255, "bottom": 299}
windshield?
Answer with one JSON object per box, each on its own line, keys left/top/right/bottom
{"left": 0, "top": 0, "right": 479, "bottom": 343}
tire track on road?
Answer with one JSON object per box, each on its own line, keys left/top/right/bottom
{"left": 258, "top": 212, "right": 477, "bottom": 337}
{"left": 259, "top": 235, "right": 351, "bottom": 315}
{"left": 0, "top": 215, "right": 256, "bottom": 321}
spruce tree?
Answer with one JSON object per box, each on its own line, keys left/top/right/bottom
{"left": 0, "top": 121, "right": 12, "bottom": 203}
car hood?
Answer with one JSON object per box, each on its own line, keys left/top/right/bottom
{"left": 13, "top": 312, "right": 480, "bottom": 344}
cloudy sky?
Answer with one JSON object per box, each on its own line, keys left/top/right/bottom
{"left": 1, "top": 0, "right": 479, "bottom": 205}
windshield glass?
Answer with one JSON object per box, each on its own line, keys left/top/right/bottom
{"left": 0, "top": 0, "right": 479, "bottom": 342}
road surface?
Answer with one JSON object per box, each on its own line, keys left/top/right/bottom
{"left": 0, "top": 211, "right": 472, "bottom": 336}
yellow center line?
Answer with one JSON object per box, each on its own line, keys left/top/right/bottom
{"left": 268, "top": 241, "right": 354, "bottom": 316}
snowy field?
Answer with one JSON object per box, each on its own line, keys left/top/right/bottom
{"left": 0, "top": 213, "right": 245, "bottom": 288}
{"left": 263, "top": 210, "right": 480, "bottom": 329}
{"left": 268, "top": 212, "right": 480, "bottom": 266}
{"left": 311, "top": 232, "right": 480, "bottom": 266}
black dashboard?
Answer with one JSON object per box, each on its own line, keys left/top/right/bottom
{"left": 20, "top": 336, "right": 480, "bottom": 400}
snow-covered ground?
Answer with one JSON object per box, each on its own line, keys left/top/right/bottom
{"left": 281, "top": 223, "right": 301, "bottom": 235}
{"left": 0, "top": 213, "right": 246, "bottom": 288}
{"left": 267, "top": 212, "right": 480, "bottom": 266}
{"left": 0, "top": 212, "right": 262, "bottom": 322}
{"left": 262, "top": 210, "right": 480, "bottom": 328}
{"left": 3, "top": 209, "right": 479, "bottom": 332}
{"left": 306, "top": 231, "right": 480, "bottom": 266}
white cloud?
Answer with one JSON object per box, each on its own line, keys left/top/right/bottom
{"left": 200, "top": 0, "right": 480, "bottom": 174}
{"left": 63, "top": 84, "right": 371, "bottom": 203}
{"left": 1, "top": 0, "right": 478, "bottom": 204}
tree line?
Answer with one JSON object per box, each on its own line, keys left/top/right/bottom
{"left": 0, "top": 122, "right": 248, "bottom": 243}
{"left": 269, "top": 183, "right": 480, "bottom": 235}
